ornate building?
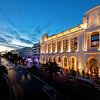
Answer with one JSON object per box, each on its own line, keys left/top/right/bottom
{"left": 40, "top": 6, "right": 100, "bottom": 76}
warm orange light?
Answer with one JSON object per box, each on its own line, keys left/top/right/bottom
{"left": 83, "top": 49, "right": 87, "bottom": 51}
{"left": 98, "top": 48, "right": 100, "bottom": 51}
{"left": 47, "top": 25, "right": 83, "bottom": 41}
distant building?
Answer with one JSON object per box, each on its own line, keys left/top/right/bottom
{"left": 33, "top": 43, "right": 40, "bottom": 62}
{"left": 11, "top": 50, "right": 19, "bottom": 55}
{"left": 18, "top": 47, "right": 33, "bottom": 58}
{"left": 40, "top": 6, "right": 100, "bottom": 76}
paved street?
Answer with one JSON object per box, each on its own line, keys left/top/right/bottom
{"left": 2, "top": 58, "right": 62, "bottom": 100}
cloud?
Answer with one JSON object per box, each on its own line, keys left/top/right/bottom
{"left": 0, "top": 6, "right": 51, "bottom": 48}
{"left": 0, "top": 26, "right": 33, "bottom": 49}
{"left": 10, "top": 38, "right": 33, "bottom": 47}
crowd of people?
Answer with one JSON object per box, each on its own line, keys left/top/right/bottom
{"left": 39, "top": 60, "right": 100, "bottom": 81}
{"left": 39, "top": 60, "right": 64, "bottom": 80}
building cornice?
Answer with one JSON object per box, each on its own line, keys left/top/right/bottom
{"left": 44, "top": 29, "right": 85, "bottom": 43}
{"left": 85, "top": 5, "right": 100, "bottom": 15}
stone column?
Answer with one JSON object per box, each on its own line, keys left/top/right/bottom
{"left": 77, "top": 37, "right": 79, "bottom": 51}
{"left": 51, "top": 43, "right": 52, "bottom": 53}
{"left": 55, "top": 41, "right": 57, "bottom": 53}
{"left": 89, "top": 34, "right": 91, "bottom": 49}
{"left": 46, "top": 44, "right": 48, "bottom": 53}
{"left": 84, "top": 33, "right": 88, "bottom": 51}
{"left": 68, "top": 38, "right": 71, "bottom": 52}
{"left": 61, "top": 40, "right": 63, "bottom": 52}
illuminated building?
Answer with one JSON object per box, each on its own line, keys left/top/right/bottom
{"left": 33, "top": 43, "right": 40, "bottom": 62}
{"left": 40, "top": 6, "right": 100, "bottom": 76}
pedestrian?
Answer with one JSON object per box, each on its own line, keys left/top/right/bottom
{"left": 77, "top": 69, "right": 80, "bottom": 75}
{"left": 87, "top": 72, "right": 89, "bottom": 78}
{"left": 82, "top": 69, "right": 85, "bottom": 77}
{"left": 71, "top": 68, "right": 76, "bottom": 78}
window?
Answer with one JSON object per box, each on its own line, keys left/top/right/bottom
{"left": 58, "top": 57, "right": 61, "bottom": 62}
{"left": 71, "top": 37, "right": 78, "bottom": 51}
{"left": 57, "top": 41, "right": 61, "bottom": 52}
{"left": 63, "top": 39, "right": 68, "bottom": 52}
{"left": 52, "top": 42, "right": 56, "bottom": 53}
{"left": 64, "top": 57, "right": 67, "bottom": 67}
{"left": 91, "top": 32, "right": 99, "bottom": 48}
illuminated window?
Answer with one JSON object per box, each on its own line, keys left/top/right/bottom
{"left": 57, "top": 41, "right": 61, "bottom": 52}
{"left": 71, "top": 37, "right": 78, "bottom": 51}
{"left": 91, "top": 32, "right": 99, "bottom": 49}
{"left": 63, "top": 39, "right": 68, "bottom": 52}
{"left": 58, "top": 57, "right": 61, "bottom": 63}
{"left": 64, "top": 57, "right": 67, "bottom": 68}
{"left": 52, "top": 57, "right": 55, "bottom": 62}
{"left": 72, "top": 58, "right": 75, "bottom": 68}
{"left": 52, "top": 42, "right": 56, "bottom": 53}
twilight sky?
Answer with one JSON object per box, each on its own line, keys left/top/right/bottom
{"left": 0, "top": 0, "right": 99, "bottom": 51}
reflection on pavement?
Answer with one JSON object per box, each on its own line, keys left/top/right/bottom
{"left": 27, "top": 74, "right": 31, "bottom": 80}
{"left": 21, "top": 75, "right": 25, "bottom": 82}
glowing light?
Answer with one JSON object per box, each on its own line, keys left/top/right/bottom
{"left": 0, "top": 45, "right": 15, "bottom": 52}
{"left": 98, "top": 48, "right": 100, "bottom": 51}
{"left": 83, "top": 49, "right": 87, "bottom": 51}
{"left": 27, "top": 74, "right": 31, "bottom": 80}
{"left": 99, "top": 69, "right": 100, "bottom": 77}
{"left": 21, "top": 75, "right": 25, "bottom": 81}
{"left": 68, "top": 49, "right": 71, "bottom": 52}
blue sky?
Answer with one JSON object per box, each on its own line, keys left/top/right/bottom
{"left": 0, "top": 0, "right": 99, "bottom": 51}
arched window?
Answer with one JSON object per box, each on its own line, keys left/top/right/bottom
{"left": 64, "top": 57, "right": 67, "bottom": 68}
{"left": 91, "top": 32, "right": 99, "bottom": 49}
{"left": 70, "top": 57, "right": 77, "bottom": 70}
{"left": 52, "top": 57, "right": 55, "bottom": 62}
{"left": 72, "top": 58, "right": 75, "bottom": 68}
{"left": 58, "top": 57, "right": 61, "bottom": 63}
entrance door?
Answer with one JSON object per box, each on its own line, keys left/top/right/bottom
{"left": 89, "top": 58, "right": 98, "bottom": 76}
{"left": 64, "top": 57, "right": 67, "bottom": 68}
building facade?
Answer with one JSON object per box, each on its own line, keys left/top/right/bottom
{"left": 40, "top": 6, "right": 100, "bottom": 76}
{"left": 18, "top": 47, "right": 33, "bottom": 58}
{"left": 33, "top": 43, "right": 40, "bottom": 62}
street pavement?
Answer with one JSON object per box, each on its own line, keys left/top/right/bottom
{"left": 1, "top": 58, "right": 62, "bottom": 100}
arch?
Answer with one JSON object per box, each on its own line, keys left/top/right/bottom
{"left": 62, "top": 56, "right": 68, "bottom": 68}
{"left": 69, "top": 56, "right": 77, "bottom": 70}
{"left": 88, "top": 57, "right": 98, "bottom": 76}
{"left": 52, "top": 56, "right": 55, "bottom": 62}
{"left": 56, "top": 56, "right": 61, "bottom": 66}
